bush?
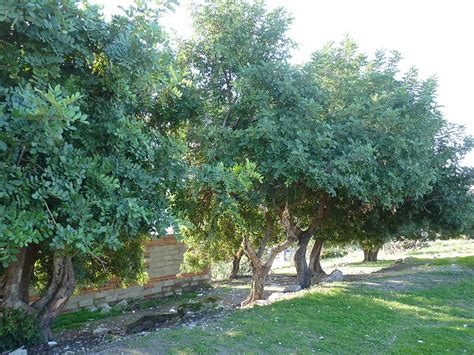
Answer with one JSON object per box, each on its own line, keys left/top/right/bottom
{"left": 383, "top": 238, "right": 430, "bottom": 254}
{"left": 0, "top": 308, "right": 41, "bottom": 352}
{"left": 321, "top": 245, "right": 349, "bottom": 259}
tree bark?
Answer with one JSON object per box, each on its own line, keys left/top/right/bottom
{"left": 241, "top": 264, "right": 271, "bottom": 307}
{"left": 363, "top": 248, "right": 379, "bottom": 262}
{"left": 2, "top": 247, "right": 30, "bottom": 311}
{"left": 241, "top": 207, "right": 298, "bottom": 307}
{"left": 33, "top": 254, "right": 75, "bottom": 341}
{"left": 1, "top": 249, "right": 76, "bottom": 342}
{"left": 309, "top": 238, "right": 325, "bottom": 275}
{"left": 294, "top": 233, "right": 312, "bottom": 289}
{"left": 229, "top": 247, "right": 244, "bottom": 279}
{"left": 293, "top": 197, "right": 329, "bottom": 288}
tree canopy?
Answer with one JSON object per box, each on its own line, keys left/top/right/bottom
{"left": 1, "top": 0, "right": 472, "bottom": 345}
{"left": 0, "top": 0, "right": 184, "bottom": 340}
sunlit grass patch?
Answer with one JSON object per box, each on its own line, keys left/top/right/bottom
{"left": 100, "top": 255, "right": 474, "bottom": 354}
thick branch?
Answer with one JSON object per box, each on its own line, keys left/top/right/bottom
{"left": 242, "top": 236, "right": 261, "bottom": 270}
{"left": 257, "top": 212, "right": 273, "bottom": 258}
{"left": 300, "top": 195, "right": 330, "bottom": 239}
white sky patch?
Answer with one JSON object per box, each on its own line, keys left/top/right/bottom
{"left": 91, "top": 0, "right": 474, "bottom": 166}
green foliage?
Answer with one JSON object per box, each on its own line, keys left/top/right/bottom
{"left": 320, "top": 245, "right": 349, "bottom": 259}
{"left": 178, "top": 0, "right": 469, "bottom": 271}
{"left": 0, "top": 309, "right": 41, "bottom": 352}
{"left": 0, "top": 0, "right": 184, "bottom": 289}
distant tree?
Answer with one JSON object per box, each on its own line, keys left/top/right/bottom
{"left": 0, "top": 0, "right": 183, "bottom": 340}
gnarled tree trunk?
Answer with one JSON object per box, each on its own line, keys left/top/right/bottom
{"left": 1, "top": 248, "right": 76, "bottom": 342}
{"left": 294, "top": 233, "right": 312, "bottom": 289}
{"left": 244, "top": 264, "right": 271, "bottom": 305}
{"left": 229, "top": 247, "right": 244, "bottom": 279}
{"left": 309, "top": 238, "right": 325, "bottom": 275}
{"left": 241, "top": 207, "right": 298, "bottom": 307}
{"left": 293, "top": 197, "right": 329, "bottom": 288}
{"left": 363, "top": 248, "right": 379, "bottom": 262}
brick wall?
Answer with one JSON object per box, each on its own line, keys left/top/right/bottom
{"left": 61, "top": 235, "right": 210, "bottom": 312}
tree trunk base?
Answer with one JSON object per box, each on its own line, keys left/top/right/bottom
{"left": 309, "top": 239, "right": 325, "bottom": 275}
{"left": 241, "top": 267, "right": 269, "bottom": 307}
{"left": 294, "top": 234, "right": 312, "bottom": 289}
{"left": 363, "top": 249, "right": 379, "bottom": 262}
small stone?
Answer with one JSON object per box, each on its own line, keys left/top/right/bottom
{"left": 325, "top": 269, "right": 343, "bottom": 282}
{"left": 47, "top": 341, "right": 58, "bottom": 347}
{"left": 282, "top": 284, "right": 302, "bottom": 293}
{"left": 114, "top": 299, "right": 128, "bottom": 310}
{"left": 253, "top": 300, "right": 268, "bottom": 306}
{"left": 268, "top": 292, "right": 286, "bottom": 303}
{"left": 100, "top": 303, "right": 112, "bottom": 314}
{"left": 418, "top": 340, "right": 424, "bottom": 343}
{"left": 319, "top": 336, "right": 324, "bottom": 340}
{"left": 463, "top": 324, "right": 468, "bottom": 328}
{"left": 93, "top": 325, "right": 109, "bottom": 335}
{"left": 169, "top": 307, "right": 177, "bottom": 313}
{"left": 87, "top": 306, "right": 98, "bottom": 312}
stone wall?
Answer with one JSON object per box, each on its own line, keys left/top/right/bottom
{"left": 61, "top": 235, "right": 210, "bottom": 312}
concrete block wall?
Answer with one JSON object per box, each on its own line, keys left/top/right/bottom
{"left": 61, "top": 235, "right": 210, "bottom": 313}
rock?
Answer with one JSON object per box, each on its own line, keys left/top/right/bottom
{"left": 99, "top": 303, "right": 111, "bottom": 314}
{"left": 268, "top": 292, "right": 286, "bottom": 303}
{"left": 283, "top": 284, "right": 301, "bottom": 293}
{"left": 87, "top": 306, "right": 98, "bottom": 312}
{"left": 114, "top": 299, "right": 128, "bottom": 310}
{"left": 9, "top": 347, "right": 27, "bottom": 355}
{"left": 47, "top": 341, "right": 58, "bottom": 347}
{"left": 252, "top": 300, "right": 269, "bottom": 306}
{"left": 169, "top": 307, "right": 177, "bottom": 313}
{"left": 325, "top": 269, "right": 343, "bottom": 282}
{"left": 93, "top": 325, "right": 109, "bottom": 335}
{"left": 126, "top": 313, "right": 179, "bottom": 334}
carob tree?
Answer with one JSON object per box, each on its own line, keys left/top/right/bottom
{"left": 0, "top": 0, "right": 183, "bottom": 341}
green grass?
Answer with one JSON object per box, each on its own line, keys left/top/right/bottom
{"left": 53, "top": 308, "right": 123, "bottom": 331}
{"left": 428, "top": 255, "right": 474, "bottom": 267}
{"left": 103, "top": 256, "right": 474, "bottom": 354}
{"left": 345, "top": 260, "right": 395, "bottom": 268}
{"left": 52, "top": 290, "right": 201, "bottom": 332}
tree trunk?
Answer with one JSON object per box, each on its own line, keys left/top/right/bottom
{"left": 1, "top": 249, "right": 76, "bottom": 342}
{"left": 363, "top": 248, "right": 379, "bottom": 262}
{"left": 33, "top": 254, "right": 76, "bottom": 341}
{"left": 2, "top": 248, "right": 30, "bottom": 311}
{"left": 294, "top": 233, "right": 312, "bottom": 289}
{"left": 309, "top": 238, "right": 325, "bottom": 275}
{"left": 241, "top": 265, "right": 271, "bottom": 307}
{"left": 229, "top": 247, "right": 244, "bottom": 279}
{"left": 241, "top": 207, "right": 298, "bottom": 307}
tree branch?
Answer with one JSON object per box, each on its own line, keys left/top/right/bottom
{"left": 242, "top": 236, "right": 261, "bottom": 270}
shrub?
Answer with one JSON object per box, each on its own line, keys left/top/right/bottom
{"left": 321, "top": 245, "right": 349, "bottom": 259}
{"left": 0, "top": 308, "right": 41, "bottom": 352}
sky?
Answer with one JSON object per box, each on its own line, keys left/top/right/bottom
{"left": 92, "top": 0, "right": 474, "bottom": 166}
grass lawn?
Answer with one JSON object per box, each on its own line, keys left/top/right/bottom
{"left": 99, "top": 255, "right": 474, "bottom": 354}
